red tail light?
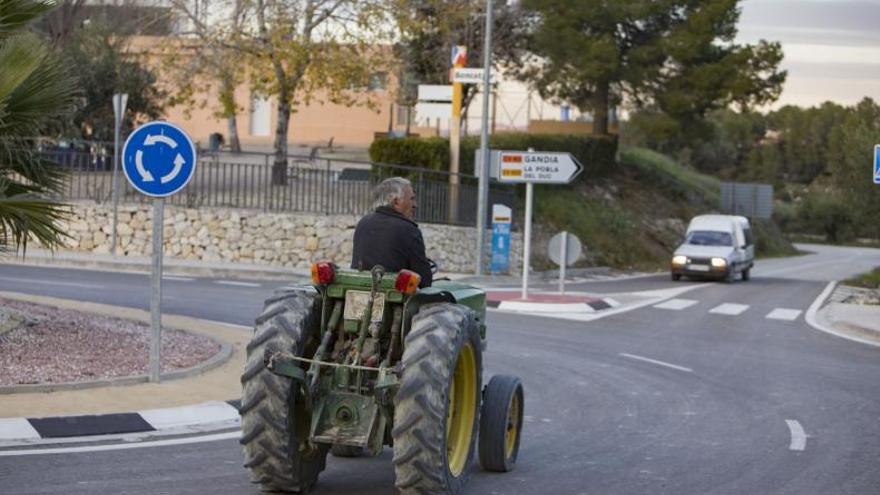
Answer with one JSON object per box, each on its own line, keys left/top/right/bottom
{"left": 395, "top": 270, "right": 421, "bottom": 295}
{"left": 311, "top": 261, "right": 335, "bottom": 285}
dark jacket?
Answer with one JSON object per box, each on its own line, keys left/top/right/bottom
{"left": 351, "top": 206, "right": 432, "bottom": 287}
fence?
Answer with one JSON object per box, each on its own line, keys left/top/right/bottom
{"left": 42, "top": 147, "right": 515, "bottom": 227}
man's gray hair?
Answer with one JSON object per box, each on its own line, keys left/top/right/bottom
{"left": 373, "top": 177, "right": 411, "bottom": 209}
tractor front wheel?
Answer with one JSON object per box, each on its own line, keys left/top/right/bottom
{"left": 392, "top": 303, "right": 483, "bottom": 495}
{"left": 478, "top": 375, "right": 524, "bottom": 472}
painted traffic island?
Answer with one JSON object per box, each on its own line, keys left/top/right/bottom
{"left": 485, "top": 290, "right": 616, "bottom": 313}
{"left": 0, "top": 297, "right": 227, "bottom": 392}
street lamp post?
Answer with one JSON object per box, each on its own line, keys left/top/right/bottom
{"left": 475, "top": 0, "right": 494, "bottom": 275}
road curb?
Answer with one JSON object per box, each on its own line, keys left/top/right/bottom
{"left": 805, "top": 281, "right": 880, "bottom": 348}
{"left": 0, "top": 400, "right": 241, "bottom": 445}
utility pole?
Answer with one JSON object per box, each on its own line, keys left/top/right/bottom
{"left": 475, "top": 0, "right": 494, "bottom": 275}
{"left": 449, "top": 46, "right": 466, "bottom": 224}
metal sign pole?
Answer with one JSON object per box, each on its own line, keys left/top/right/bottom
{"left": 559, "top": 231, "right": 567, "bottom": 294}
{"left": 475, "top": 0, "right": 494, "bottom": 275}
{"left": 111, "top": 93, "right": 128, "bottom": 255}
{"left": 521, "top": 182, "right": 533, "bottom": 300}
{"left": 150, "top": 198, "right": 164, "bottom": 383}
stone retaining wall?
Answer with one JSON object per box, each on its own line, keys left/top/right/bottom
{"left": 57, "top": 203, "right": 522, "bottom": 275}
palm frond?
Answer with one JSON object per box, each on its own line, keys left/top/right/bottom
{"left": 0, "top": 193, "right": 70, "bottom": 254}
{"left": 0, "top": 34, "right": 78, "bottom": 137}
{"left": 0, "top": 144, "right": 68, "bottom": 193}
{"left": 0, "top": 0, "right": 55, "bottom": 39}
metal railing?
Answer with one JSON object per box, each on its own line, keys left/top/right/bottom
{"left": 43, "top": 147, "right": 515, "bottom": 227}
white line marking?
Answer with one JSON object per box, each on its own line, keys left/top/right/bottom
{"left": 0, "top": 277, "right": 103, "bottom": 289}
{"left": 766, "top": 308, "right": 802, "bottom": 321}
{"left": 785, "top": 419, "right": 807, "bottom": 451}
{"left": 0, "top": 431, "right": 240, "bottom": 457}
{"left": 214, "top": 280, "right": 262, "bottom": 288}
{"left": 653, "top": 298, "right": 698, "bottom": 310}
{"left": 498, "top": 301, "right": 595, "bottom": 313}
{"left": 162, "top": 276, "right": 195, "bottom": 282}
{"left": 619, "top": 353, "right": 693, "bottom": 373}
{"left": 709, "top": 303, "right": 750, "bottom": 316}
{"left": 0, "top": 419, "right": 40, "bottom": 441}
{"left": 138, "top": 401, "right": 240, "bottom": 430}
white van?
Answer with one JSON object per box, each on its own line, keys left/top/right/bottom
{"left": 670, "top": 215, "right": 754, "bottom": 282}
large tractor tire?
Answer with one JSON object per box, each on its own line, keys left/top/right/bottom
{"left": 240, "top": 288, "right": 328, "bottom": 493}
{"left": 392, "top": 303, "right": 483, "bottom": 495}
{"left": 478, "top": 374, "right": 524, "bottom": 472}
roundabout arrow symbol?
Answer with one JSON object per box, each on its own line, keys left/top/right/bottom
{"left": 144, "top": 134, "right": 178, "bottom": 148}
{"left": 135, "top": 150, "right": 154, "bottom": 182}
{"left": 161, "top": 153, "right": 186, "bottom": 184}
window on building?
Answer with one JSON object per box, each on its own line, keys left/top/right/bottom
{"left": 249, "top": 94, "right": 271, "bottom": 137}
{"left": 368, "top": 72, "right": 387, "bottom": 91}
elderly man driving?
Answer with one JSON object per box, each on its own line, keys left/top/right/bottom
{"left": 351, "top": 177, "right": 432, "bottom": 287}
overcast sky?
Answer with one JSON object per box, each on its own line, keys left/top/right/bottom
{"left": 736, "top": 0, "right": 880, "bottom": 108}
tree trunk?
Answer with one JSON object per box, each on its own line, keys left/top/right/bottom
{"left": 226, "top": 115, "right": 241, "bottom": 153}
{"left": 272, "top": 100, "right": 290, "bottom": 185}
{"left": 591, "top": 81, "right": 610, "bottom": 136}
{"left": 219, "top": 71, "right": 241, "bottom": 153}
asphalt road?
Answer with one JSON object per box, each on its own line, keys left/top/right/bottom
{"left": 1, "top": 244, "right": 879, "bottom": 494}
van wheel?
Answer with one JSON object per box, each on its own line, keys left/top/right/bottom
{"left": 671, "top": 273, "right": 681, "bottom": 281}
{"left": 741, "top": 268, "right": 750, "bottom": 281}
{"left": 724, "top": 269, "right": 735, "bottom": 284}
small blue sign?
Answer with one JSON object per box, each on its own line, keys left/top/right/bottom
{"left": 874, "top": 144, "right": 880, "bottom": 185}
{"left": 122, "top": 121, "right": 197, "bottom": 197}
{"left": 490, "top": 221, "right": 511, "bottom": 274}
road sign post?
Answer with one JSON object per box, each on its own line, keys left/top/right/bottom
{"left": 549, "top": 231, "right": 583, "bottom": 294}
{"left": 449, "top": 45, "right": 467, "bottom": 224}
{"left": 150, "top": 198, "right": 164, "bottom": 381}
{"left": 489, "top": 148, "right": 583, "bottom": 299}
{"left": 122, "top": 121, "right": 197, "bottom": 382}
{"left": 111, "top": 93, "right": 128, "bottom": 256}
{"left": 475, "top": 0, "right": 494, "bottom": 276}
{"left": 559, "top": 231, "right": 567, "bottom": 293}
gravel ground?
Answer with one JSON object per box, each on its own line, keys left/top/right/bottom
{"left": 0, "top": 298, "right": 220, "bottom": 386}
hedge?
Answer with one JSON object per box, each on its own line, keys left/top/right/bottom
{"left": 368, "top": 133, "right": 618, "bottom": 182}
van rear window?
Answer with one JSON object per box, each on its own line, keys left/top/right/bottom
{"left": 686, "top": 231, "right": 733, "bottom": 246}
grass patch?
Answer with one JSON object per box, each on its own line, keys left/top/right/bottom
{"left": 842, "top": 267, "right": 880, "bottom": 289}
{"left": 533, "top": 187, "right": 667, "bottom": 271}
{"left": 619, "top": 147, "right": 721, "bottom": 205}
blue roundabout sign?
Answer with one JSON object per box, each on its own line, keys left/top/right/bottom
{"left": 122, "top": 121, "right": 197, "bottom": 197}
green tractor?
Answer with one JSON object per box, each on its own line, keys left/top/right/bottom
{"left": 240, "top": 262, "right": 524, "bottom": 493}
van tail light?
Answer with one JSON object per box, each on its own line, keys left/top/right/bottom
{"left": 311, "top": 261, "right": 336, "bottom": 285}
{"left": 395, "top": 270, "right": 421, "bottom": 295}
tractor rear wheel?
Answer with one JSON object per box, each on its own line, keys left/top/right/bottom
{"left": 240, "top": 288, "right": 328, "bottom": 493}
{"left": 392, "top": 303, "right": 483, "bottom": 495}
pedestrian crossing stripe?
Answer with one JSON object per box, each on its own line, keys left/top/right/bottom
{"left": 708, "top": 303, "right": 750, "bottom": 315}
{"left": 653, "top": 298, "right": 699, "bottom": 310}
{"left": 765, "top": 308, "right": 802, "bottom": 321}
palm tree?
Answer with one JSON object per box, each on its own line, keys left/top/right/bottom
{"left": 0, "top": 0, "right": 78, "bottom": 253}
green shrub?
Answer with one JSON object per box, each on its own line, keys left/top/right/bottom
{"left": 842, "top": 267, "right": 880, "bottom": 290}
{"left": 368, "top": 133, "right": 618, "bottom": 182}
{"left": 368, "top": 137, "right": 449, "bottom": 178}
{"left": 794, "top": 195, "right": 857, "bottom": 243}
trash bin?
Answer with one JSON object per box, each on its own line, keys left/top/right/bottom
{"left": 208, "top": 132, "right": 224, "bottom": 152}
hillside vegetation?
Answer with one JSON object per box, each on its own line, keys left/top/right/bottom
{"left": 527, "top": 147, "right": 798, "bottom": 271}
